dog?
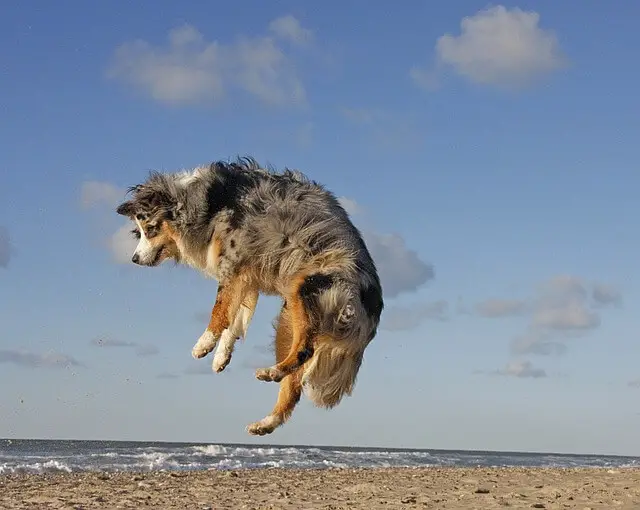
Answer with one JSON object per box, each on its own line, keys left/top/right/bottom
{"left": 115, "top": 157, "right": 384, "bottom": 435}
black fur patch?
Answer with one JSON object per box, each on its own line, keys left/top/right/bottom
{"left": 205, "top": 163, "right": 258, "bottom": 228}
{"left": 297, "top": 346, "right": 314, "bottom": 364}
{"left": 360, "top": 284, "right": 384, "bottom": 320}
{"left": 299, "top": 274, "right": 334, "bottom": 304}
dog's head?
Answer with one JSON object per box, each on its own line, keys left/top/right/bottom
{"left": 116, "top": 174, "right": 183, "bottom": 267}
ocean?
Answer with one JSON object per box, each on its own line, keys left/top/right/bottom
{"left": 1, "top": 439, "right": 638, "bottom": 475}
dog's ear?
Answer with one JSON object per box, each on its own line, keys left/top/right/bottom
{"left": 166, "top": 201, "right": 184, "bottom": 222}
{"left": 116, "top": 200, "right": 136, "bottom": 217}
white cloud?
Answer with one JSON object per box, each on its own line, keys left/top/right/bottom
{"left": 413, "top": 5, "right": 565, "bottom": 90}
{"left": 476, "top": 275, "right": 620, "bottom": 360}
{"left": 532, "top": 275, "right": 599, "bottom": 331}
{"left": 337, "top": 196, "right": 362, "bottom": 216}
{"left": 269, "top": 15, "right": 313, "bottom": 46}
{"left": 80, "top": 180, "right": 137, "bottom": 265}
{"left": 510, "top": 330, "right": 567, "bottom": 356}
{"left": 107, "top": 18, "right": 309, "bottom": 107}
{"left": 91, "top": 337, "right": 159, "bottom": 357}
{"left": 592, "top": 283, "right": 622, "bottom": 307}
{"left": 532, "top": 300, "right": 600, "bottom": 330}
{"left": 363, "top": 231, "right": 434, "bottom": 298}
{"left": 109, "top": 223, "right": 138, "bottom": 264}
{"left": 381, "top": 300, "right": 448, "bottom": 331}
{"left": 336, "top": 196, "right": 434, "bottom": 298}
{"left": 0, "top": 226, "right": 11, "bottom": 268}
{"left": 0, "top": 349, "right": 83, "bottom": 369}
{"left": 80, "top": 181, "right": 125, "bottom": 209}
{"left": 475, "top": 298, "right": 527, "bottom": 318}
{"left": 496, "top": 360, "right": 546, "bottom": 379}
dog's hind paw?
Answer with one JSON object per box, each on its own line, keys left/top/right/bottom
{"left": 246, "top": 416, "right": 280, "bottom": 436}
{"left": 191, "top": 330, "right": 217, "bottom": 359}
{"left": 255, "top": 366, "right": 285, "bottom": 383}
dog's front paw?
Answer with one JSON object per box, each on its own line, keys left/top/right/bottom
{"left": 246, "top": 416, "right": 279, "bottom": 436}
{"left": 191, "top": 330, "right": 217, "bottom": 359}
{"left": 255, "top": 366, "right": 285, "bottom": 383}
{"left": 212, "top": 349, "right": 232, "bottom": 373}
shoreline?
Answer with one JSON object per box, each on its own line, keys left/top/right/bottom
{"left": 2, "top": 466, "right": 640, "bottom": 509}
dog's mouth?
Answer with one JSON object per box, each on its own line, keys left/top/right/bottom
{"left": 149, "top": 246, "right": 165, "bottom": 266}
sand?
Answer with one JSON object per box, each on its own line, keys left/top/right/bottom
{"left": 1, "top": 467, "right": 639, "bottom": 509}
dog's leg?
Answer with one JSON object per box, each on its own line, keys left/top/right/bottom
{"left": 191, "top": 278, "right": 250, "bottom": 360}
{"left": 247, "top": 370, "right": 303, "bottom": 435}
{"left": 255, "top": 273, "right": 327, "bottom": 383}
{"left": 192, "top": 285, "right": 226, "bottom": 359}
{"left": 248, "top": 305, "right": 303, "bottom": 435}
{"left": 212, "top": 289, "right": 258, "bottom": 372}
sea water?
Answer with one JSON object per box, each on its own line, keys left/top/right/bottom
{"left": 1, "top": 439, "right": 638, "bottom": 474}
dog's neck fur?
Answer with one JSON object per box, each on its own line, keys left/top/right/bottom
{"left": 169, "top": 166, "right": 244, "bottom": 276}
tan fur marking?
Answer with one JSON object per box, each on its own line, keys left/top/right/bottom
{"left": 270, "top": 272, "right": 314, "bottom": 376}
{"left": 206, "top": 270, "right": 254, "bottom": 337}
{"left": 206, "top": 280, "right": 235, "bottom": 336}
{"left": 272, "top": 308, "right": 303, "bottom": 423}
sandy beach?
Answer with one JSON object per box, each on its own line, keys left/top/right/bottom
{"left": 1, "top": 467, "right": 639, "bottom": 509}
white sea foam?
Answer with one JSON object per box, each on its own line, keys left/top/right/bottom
{"left": 1, "top": 440, "right": 638, "bottom": 474}
{"left": 0, "top": 459, "right": 72, "bottom": 474}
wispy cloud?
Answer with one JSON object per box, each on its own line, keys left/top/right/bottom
{"left": 592, "top": 283, "right": 622, "bottom": 307}
{"left": 80, "top": 181, "right": 126, "bottom": 209}
{"left": 494, "top": 360, "right": 547, "bottom": 379}
{"left": 363, "top": 232, "right": 435, "bottom": 298}
{"left": 0, "top": 226, "right": 11, "bottom": 268}
{"left": 475, "top": 298, "right": 527, "bottom": 318}
{"left": 184, "top": 363, "right": 216, "bottom": 375}
{"left": 338, "top": 196, "right": 434, "bottom": 299}
{"left": 107, "top": 17, "right": 312, "bottom": 107}
{"left": 381, "top": 301, "right": 448, "bottom": 331}
{"left": 157, "top": 372, "right": 180, "bottom": 380}
{"left": 510, "top": 330, "right": 567, "bottom": 357}
{"left": 629, "top": 379, "right": 640, "bottom": 389}
{"left": 0, "top": 349, "right": 83, "bottom": 369}
{"left": 412, "top": 5, "right": 566, "bottom": 90}
{"left": 268, "top": 15, "right": 313, "bottom": 46}
{"left": 475, "top": 275, "right": 621, "bottom": 359}
{"left": 91, "top": 337, "right": 159, "bottom": 357}
{"left": 80, "top": 181, "right": 137, "bottom": 265}
{"left": 341, "top": 107, "right": 425, "bottom": 150}
{"left": 531, "top": 275, "right": 600, "bottom": 331}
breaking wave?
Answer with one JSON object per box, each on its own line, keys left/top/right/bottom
{"left": 1, "top": 439, "right": 639, "bottom": 474}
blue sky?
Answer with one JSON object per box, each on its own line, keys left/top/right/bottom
{"left": 1, "top": 0, "right": 640, "bottom": 455}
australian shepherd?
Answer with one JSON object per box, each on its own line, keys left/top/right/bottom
{"left": 116, "top": 157, "right": 384, "bottom": 436}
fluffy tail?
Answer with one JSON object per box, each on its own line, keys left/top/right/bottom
{"left": 301, "top": 337, "right": 365, "bottom": 409}
{"left": 298, "top": 273, "right": 382, "bottom": 408}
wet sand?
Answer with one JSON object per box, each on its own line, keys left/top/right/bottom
{"left": 1, "top": 467, "right": 639, "bottom": 509}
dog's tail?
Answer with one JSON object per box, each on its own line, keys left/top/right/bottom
{"left": 301, "top": 336, "right": 365, "bottom": 408}
{"left": 299, "top": 273, "right": 383, "bottom": 408}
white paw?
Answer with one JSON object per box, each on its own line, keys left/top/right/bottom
{"left": 246, "top": 415, "right": 280, "bottom": 436}
{"left": 212, "top": 349, "right": 232, "bottom": 373}
{"left": 191, "top": 330, "right": 217, "bottom": 359}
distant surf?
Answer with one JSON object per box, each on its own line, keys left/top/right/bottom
{"left": 1, "top": 439, "right": 638, "bottom": 474}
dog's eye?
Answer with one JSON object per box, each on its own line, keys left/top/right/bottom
{"left": 130, "top": 228, "right": 141, "bottom": 239}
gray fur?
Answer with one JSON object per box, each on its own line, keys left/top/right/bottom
{"left": 117, "top": 157, "right": 384, "bottom": 408}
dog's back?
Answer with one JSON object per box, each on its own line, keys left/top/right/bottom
{"left": 228, "top": 167, "right": 384, "bottom": 408}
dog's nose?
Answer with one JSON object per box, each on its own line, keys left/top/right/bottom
{"left": 131, "top": 253, "right": 140, "bottom": 264}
